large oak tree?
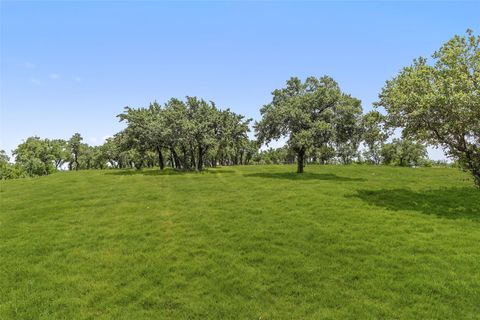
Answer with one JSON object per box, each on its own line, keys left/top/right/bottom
{"left": 255, "top": 76, "right": 360, "bottom": 173}
{"left": 376, "top": 30, "right": 480, "bottom": 187}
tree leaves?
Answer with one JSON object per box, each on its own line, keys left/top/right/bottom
{"left": 377, "top": 30, "right": 480, "bottom": 186}
{"left": 255, "top": 76, "right": 363, "bottom": 172}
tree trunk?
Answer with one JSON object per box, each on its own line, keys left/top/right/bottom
{"left": 181, "top": 146, "right": 188, "bottom": 170}
{"left": 190, "top": 145, "right": 196, "bottom": 170}
{"left": 233, "top": 152, "right": 238, "bottom": 165}
{"left": 170, "top": 147, "right": 181, "bottom": 169}
{"left": 468, "top": 153, "right": 480, "bottom": 187}
{"left": 74, "top": 154, "right": 79, "bottom": 171}
{"left": 157, "top": 147, "right": 164, "bottom": 170}
{"left": 297, "top": 149, "right": 305, "bottom": 173}
{"left": 197, "top": 146, "right": 204, "bottom": 171}
{"left": 170, "top": 153, "right": 175, "bottom": 169}
{"left": 473, "top": 169, "right": 480, "bottom": 188}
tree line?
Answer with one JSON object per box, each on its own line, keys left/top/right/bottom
{"left": 116, "top": 97, "right": 256, "bottom": 171}
{"left": 1, "top": 30, "right": 478, "bottom": 186}
{"left": 0, "top": 95, "right": 430, "bottom": 177}
{"left": 256, "top": 138, "right": 431, "bottom": 168}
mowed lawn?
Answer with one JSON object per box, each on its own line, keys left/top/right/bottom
{"left": 1, "top": 165, "right": 479, "bottom": 319}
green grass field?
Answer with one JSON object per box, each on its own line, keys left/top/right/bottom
{"left": 1, "top": 165, "right": 479, "bottom": 319}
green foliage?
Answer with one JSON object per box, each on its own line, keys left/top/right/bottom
{"left": 101, "top": 137, "right": 122, "bottom": 167}
{"left": 50, "top": 139, "right": 69, "bottom": 169}
{"left": 314, "top": 144, "right": 337, "bottom": 164}
{"left": 256, "top": 76, "right": 362, "bottom": 173}
{"left": 118, "top": 97, "right": 252, "bottom": 171}
{"left": 362, "top": 111, "right": 389, "bottom": 164}
{"left": 0, "top": 150, "right": 28, "bottom": 180}
{"left": 12, "top": 137, "right": 57, "bottom": 176}
{"left": 254, "top": 146, "right": 295, "bottom": 165}
{"left": 0, "top": 164, "right": 28, "bottom": 179}
{"left": 68, "top": 133, "right": 83, "bottom": 171}
{"left": 376, "top": 30, "right": 480, "bottom": 186}
{"left": 0, "top": 150, "right": 9, "bottom": 164}
{"left": 4, "top": 134, "right": 111, "bottom": 180}
{"left": 6, "top": 28, "right": 477, "bottom": 183}
{"left": 381, "top": 139, "right": 428, "bottom": 166}
{"left": 1, "top": 165, "right": 479, "bottom": 318}
{"left": 333, "top": 95, "right": 364, "bottom": 164}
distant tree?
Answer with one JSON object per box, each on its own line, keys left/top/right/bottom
{"left": 50, "top": 139, "right": 69, "bottom": 169}
{"left": 118, "top": 97, "right": 253, "bottom": 171}
{"left": 90, "top": 146, "right": 107, "bottom": 169}
{"left": 362, "top": 111, "right": 389, "bottom": 164}
{"left": 0, "top": 162, "right": 27, "bottom": 180}
{"left": 118, "top": 105, "right": 158, "bottom": 170}
{"left": 147, "top": 102, "right": 167, "bottom": 170}
{"left": 315, "top": 144, "right": 336, "bottom": 164}
{"left": 243, "top": 139, "right": 260, "bottom": 165}
{"left": 213, "top": 108, "right": 252, "bottom": 166}
{"left": 0, "top": 150, "right": 9, "bottom": 164}
{"left": 380, "top": 143, "right": 396, "bottom": 166}
{"left": 68, "top": 133, "right": 83, "bottom": 171}
{"left": 255, "top": 147, "right": 291, "bottom": 165}
{"left": 0, "top": 149, "right": 14, "bottom": 179}
{"left": 256, "top": 76, "right": 359, "bottom": 173}
{"left": 100, "top": 137, "right": 120, "bottom": 168}
{"left": 376, "top": 30, "right": 480, "bottom": 186}
{"left": 162, "top": 98, "right": 189, "bottom": 169}
{"left": 13, "top": 137, "right": 56, "bottom": 176}
{"left": 333, "top": 95, "right": 363, "bottom": 164}
{"left": 381, "top": 139, "right": 428, "bottom": 166}
{"left": 185, "top": 97, "right": 218, "bottom": 171}
{"left": 79, "top": 143, "right": 95, "bottom": 169}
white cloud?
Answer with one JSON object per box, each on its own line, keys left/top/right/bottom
{"left": 49, "top": 73, "right": 61, "bottom": 80}
{"left": 74, "top": 76, "right": 82, "bottom": 82}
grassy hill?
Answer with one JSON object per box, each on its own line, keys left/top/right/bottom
{"left": 1, "top": 165, "right": 479, "bottom": 319}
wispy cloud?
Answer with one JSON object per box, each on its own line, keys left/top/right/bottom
{"left": 74, "top": 76, "right": 82, "bottom": 82}
{"left": 49, "top": 73, "right": 61, "bottom": 80}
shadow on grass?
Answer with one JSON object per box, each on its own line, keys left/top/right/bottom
{"left": 244, "top": 172, "right": 365, "bottom": 182}
{"left": 353, "top": 187, "right": 480, "bottom": 220}
{"left": 105, "top": 168, "right": 235, "bottom": 176}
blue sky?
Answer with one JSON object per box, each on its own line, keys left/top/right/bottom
{"left": 1, "top": 1, "right": 479, "bottom": 159}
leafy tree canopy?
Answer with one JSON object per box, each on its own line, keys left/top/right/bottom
{"left": 376, "top": 30, "right": 480, "bottom": 186}
{"left": 255, "top": 76, "right": 361, "bottom": 173}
